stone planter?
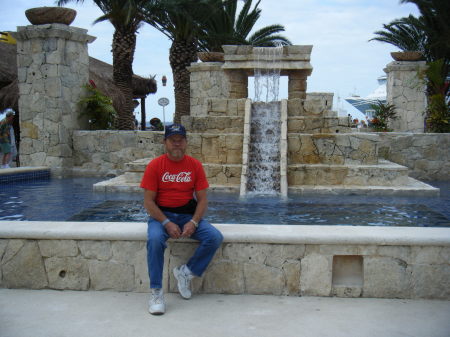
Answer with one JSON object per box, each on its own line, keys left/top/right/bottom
{"left": 25, "top": 7, "right": 77, "bottom": 26}
{"left": 197, "top": 52, "right": 225, "bottom": 62}
{"left": 390, "top": 51, "right": 424, "bottom": 61}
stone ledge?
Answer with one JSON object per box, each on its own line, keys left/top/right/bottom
{"left": 0, "top": 166, "right": 49, "bottom": 176}
{"left": 1, "top": 221, "right": 449, "bottom": 246}
{"left": 289, "top": 176, "right": 439, "bottom": 196}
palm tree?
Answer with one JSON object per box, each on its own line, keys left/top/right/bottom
{"left": 58, "top": 0, "right": 152, "bottom": 130}
{"left": 370, "top": 15, "right": 429, "bottom": 59}
{"left": 370, "top": 0, "right": 449, "bottom": 132}
{"left": 144, "top": 0, "right": 291, "bottom": 123}
{"left": 400, "top": 0, "right": 450, "bottom": 62}
{"left": 198, "top": 0, "right": 291, "bottom": 53}
{"left": 143, "top": 0, "right": 217, "bottom": 124}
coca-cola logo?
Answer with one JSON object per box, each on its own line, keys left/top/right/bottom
{"left": 162, "top": 171, "right": 192, "bottom": 183}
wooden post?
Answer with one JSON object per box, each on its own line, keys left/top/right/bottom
{"left": 140, "top": 96, "right": 146, "bottom": 130}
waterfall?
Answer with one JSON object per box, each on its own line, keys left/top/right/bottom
{"left": 253, "top": 46, "right": 283, "bottom": 103}
{"left": 247, "top": 101, "right": 281, "bottom": 194}
{"left": 246, "top": 46, "right": 283, "bottom": 195}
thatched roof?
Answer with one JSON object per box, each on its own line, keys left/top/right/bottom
{"left": 0, "top": 42, "right": 157, "bottom": 113}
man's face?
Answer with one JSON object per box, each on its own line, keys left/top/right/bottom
{"left": 164, "top": 134, "right": 187, "bottom": 161}
{"left": 7, "top": 115, "right": 14, "bottom": 124}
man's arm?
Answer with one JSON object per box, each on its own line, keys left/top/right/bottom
{"left": 181, "top": 188, "right": 208, "bottom": 238}
{"left": 143, "top": 189, "right": 181, "bottom": 239}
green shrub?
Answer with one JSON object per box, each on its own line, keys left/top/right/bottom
{"left": 78, "top": 81, "right": 116, "bottom": 130}
{"left": 369, "top": 100, "right": 398, "bottom": 132}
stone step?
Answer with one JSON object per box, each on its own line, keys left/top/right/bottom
{"left": 205, "top": 98, "right": 247, "bottom": 117}
{"left": 287, "top": 160, "right": 409, "bottom": 186}
{"left": 288, "top": 176, "right": 439, "bottom": 196}
{"left": 181, "top": 115, "right": 244, "bottom": 133}
{"left": 121, "top": 163, "right": 243, "bottom": 186}
{"left": 288, "top": 133, "right": 379, "bottom": 165}
{"left": 287, "top": 95, "right": 334, "bottom": 117}
{"left": 124, "top": 158, "right": 152, "bottom": 172}
{"left": 288, "top": 116, "right": 351, "bottom": 134}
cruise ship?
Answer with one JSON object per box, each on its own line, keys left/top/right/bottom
{"left": 345, "top": 76, "right": 386, "bottom": 119}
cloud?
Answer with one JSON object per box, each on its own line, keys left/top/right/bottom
{"left": 2, "top": 0, "right": 420, "bottom": 120}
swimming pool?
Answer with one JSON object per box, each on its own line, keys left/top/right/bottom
{"left": 1, "top": 177, "right": 449, "bottom": 227}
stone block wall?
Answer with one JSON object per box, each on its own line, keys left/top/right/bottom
{"left": 384, "top": 61, "right": 427, "bottom": 132}
{"left": 72, "top": 131, "right": 164, "bottom": 176}
{"left": 189, "top": 63, "right": 230, "bottom": 117}
{"left": 1, "top": 234, "right": 449, "bottom": 299}
{"left": 377, "top": 133, "right": 450, "bottom": 181}
{"left": 0, "top": 239, "right": 149, "bottom": 292}
{"left": 15, "top": 24, "right": 95, "bottom": 168}
{"left": 187, "top": 134, "right": 244, "bottom": 165}
{"left": 288, "top": 134, "right": 379, "bottom": 165}
{"left": 70, "top": 131, "right": 450, "bottom": 182}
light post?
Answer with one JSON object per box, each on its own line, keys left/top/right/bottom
{"left": 157, "top": 97, "right": 169, "bottom": 131}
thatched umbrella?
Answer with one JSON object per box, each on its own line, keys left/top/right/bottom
{"left": 0, "top": 42, "right": 157, "bottom": 130}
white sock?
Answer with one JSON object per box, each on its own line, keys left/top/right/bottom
{"left": 182, "top": 264, "right": 193, "bottom": 277}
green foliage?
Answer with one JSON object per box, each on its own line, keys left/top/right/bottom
{"left": 371, "top": 0, "right": 449, "bottom": 133}
{"left": 421, "top": 59, "right": 450, "bottom": 132}
{"left": 369, "top": 101, "right": 398, "bottom": 132}
{"left": 197, "top": 0, "right": 291, "bottom": 52}
{"left": 370, "top": 15, "right": 427, "bottom": 56}
{"left": 79, "top": 83, "right": 117, "bottom": 130}
{"left": 425, "top": 94, "right": 450, "bottom": 133}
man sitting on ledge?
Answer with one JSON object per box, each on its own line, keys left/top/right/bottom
{"left": 141, "top": 123, "right": 223, "bottom": 315}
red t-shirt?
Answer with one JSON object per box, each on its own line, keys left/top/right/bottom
{"left": 140, "top": 154, "right": 209, "bottom": 208}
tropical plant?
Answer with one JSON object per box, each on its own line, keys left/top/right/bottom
{"left": 144, "top": 0, "right": 292, "bottom": 123}
{"left": 369, "top": 100, "right": 398, "bottom": 132}
{"left": 423, "top": 59, "right": 450, "bottom": 132}
{"left": 370, "top": 15, "right": 428, "bottom": 58}
{"left": 57, "top": 0, "right": 152, "bottom": 130}
{"left": 78, "top": 81, "right": 117, "bottom": 130}
{"left": 143, "top": 0, "right": 217, "bottom": 124}
{"left": 197, "top": 0, "right": 291, "bottom": 53}
{"left": 370, "top": 0, "right": 449, "bottom": 132}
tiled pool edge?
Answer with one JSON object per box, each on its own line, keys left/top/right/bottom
{"left": 0, "top": 167, "right": 50, "bottom": 183}
{"left": 1, "top": 222, "right": 449, "bottom": 299}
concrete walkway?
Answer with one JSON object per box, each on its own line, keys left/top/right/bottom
{"left": 1, "top": 289, "right": 449, "bottom": 337}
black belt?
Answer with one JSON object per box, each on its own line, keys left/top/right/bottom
{"left": 158, "top": 199, "right": 197, "bottom": 214}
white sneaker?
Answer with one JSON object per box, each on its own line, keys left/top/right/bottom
{"left": 148, "top": 288, "right": 165, "bottom": 315}
{"left": 173, "top": 265, "right": 194, "bottom": 299}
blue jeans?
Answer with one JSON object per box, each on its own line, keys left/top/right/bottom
{"left": 147, "top": 211, "right": 223, "bottom": 289}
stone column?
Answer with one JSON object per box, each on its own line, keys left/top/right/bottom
{"left": 384, "top": 61, "right": 427, "bottom": 132}
{"left": 188, "top": 62, "right": 229, "bottom": 116}
{"left": 15, "top": 23, "right": 95, "bottom": 168}
{"left": 288, "top": 70, "right": 309, "bottom": 99}
{"left": 225, "top": 69, "right": 248, "bottom": 99}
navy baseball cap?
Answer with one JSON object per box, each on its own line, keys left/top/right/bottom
{"left": 164, "top": 123, "right": 186, "bottom": 139}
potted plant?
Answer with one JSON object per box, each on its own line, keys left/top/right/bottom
{"left": 369, "top": 101, "right": 398, "bottom": 132}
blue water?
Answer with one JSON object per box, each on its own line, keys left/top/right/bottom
{"left": 0, "top": 177, "right": 449, "bottom": 227}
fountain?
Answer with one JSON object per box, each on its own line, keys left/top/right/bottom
{"left": 95, "top": 45, "right": 438, "bottom": 198}
{"left": 244, "top": 46, "right": 283, "bottom": 195}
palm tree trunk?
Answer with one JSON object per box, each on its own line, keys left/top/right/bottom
{"left": 112, "top": 29, "right": 136, "bottom": 130}
{"left": 169, "top": 39, "right": 198, "bottom": 124}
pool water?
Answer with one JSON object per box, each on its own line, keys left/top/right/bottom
{"left": 1, "top": 177, "right": 449, "bottom": 227}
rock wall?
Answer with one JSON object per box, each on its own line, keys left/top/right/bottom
{"left": 72, "top": 130, "right": 164, "bottom": 176}
{"left": 384, "top": 61, "right": 427, "bottom": 132}
{"left": 377, "top": 133, "right": 450, "bottom": 181}
{"left": 71, "top": 131, "right": 450, "bottom": 181}
{"left": 1, "top": 237, "right": 449, "bottom": 299}
{"left": 15, "top": 24, "right": 95, "bottom": 168}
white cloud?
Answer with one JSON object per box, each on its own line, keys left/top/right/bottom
{"left": 1, "top": 0, "right": 420, "bottom": 121}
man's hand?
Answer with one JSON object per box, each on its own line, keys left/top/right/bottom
{"left": 181, "top": 221, "right": 196, "bottom": 238}
{"left": 165, "top": 221, "right": 181, "bottom": 239}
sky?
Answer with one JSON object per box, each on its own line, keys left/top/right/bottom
{"left": 1, "top": 0, "right": 420, "bottom": 123}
